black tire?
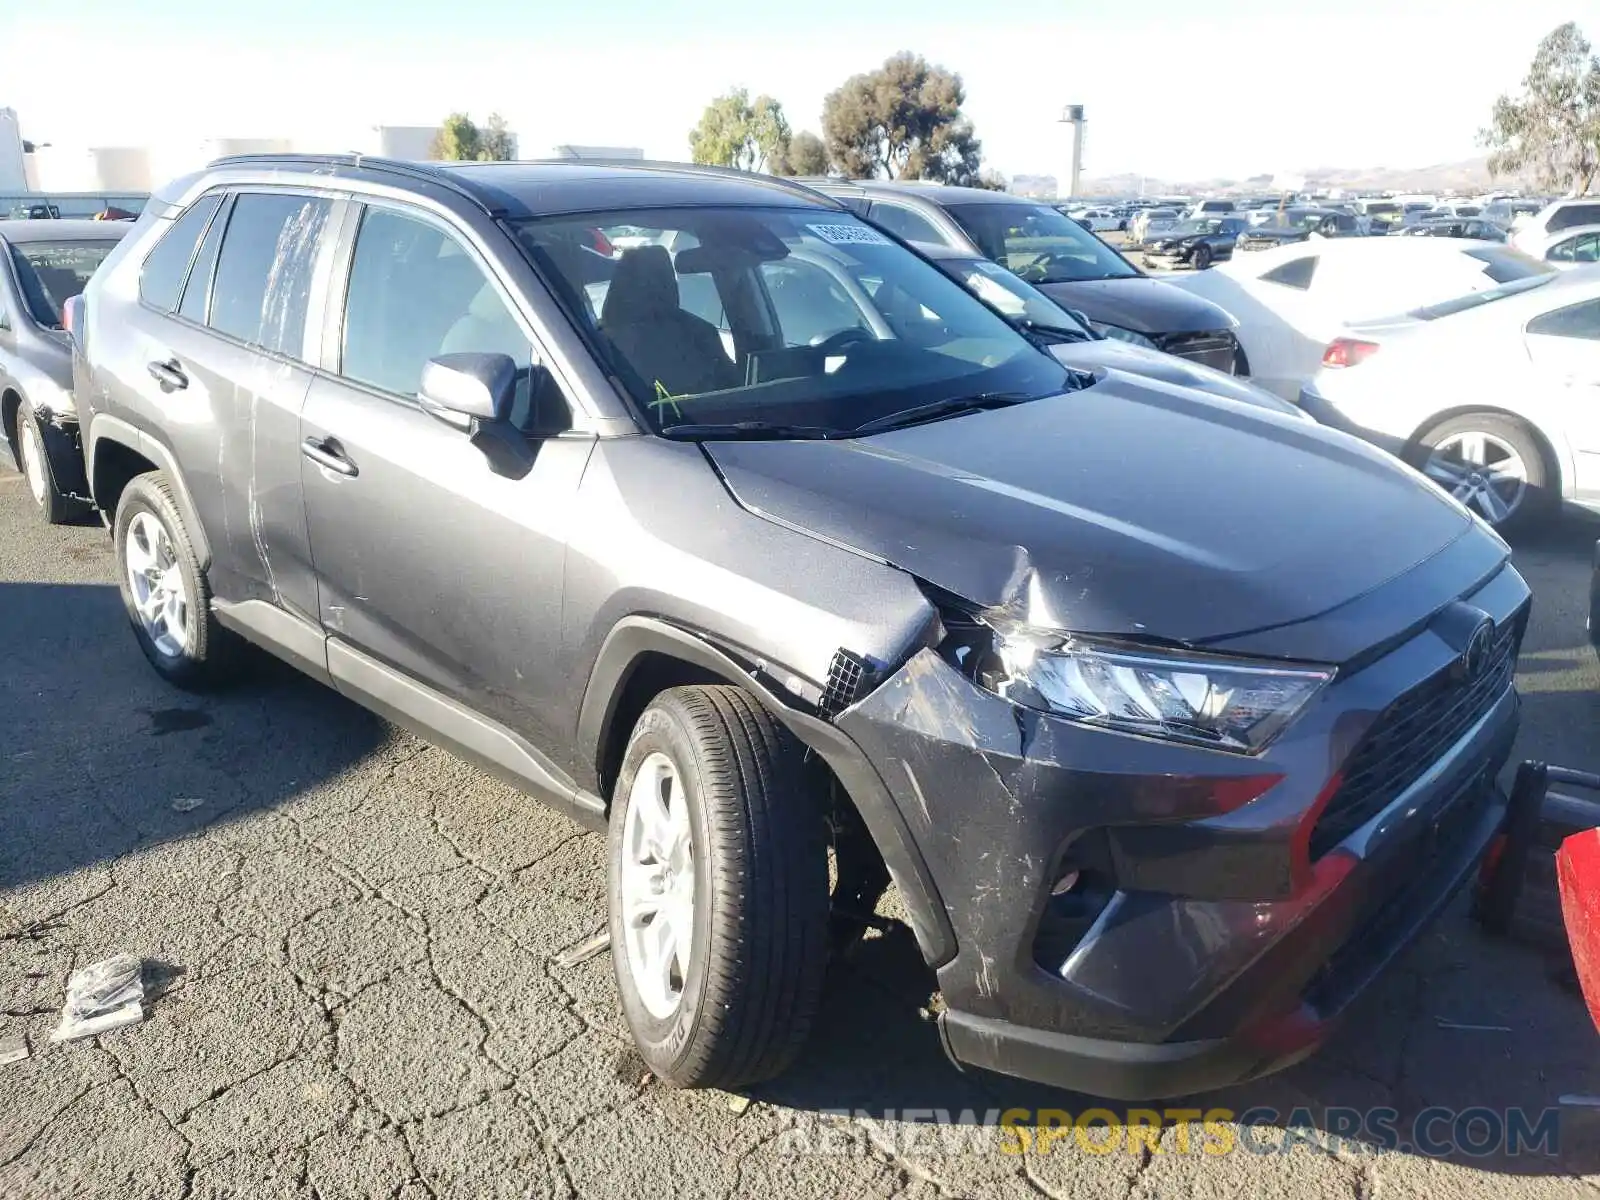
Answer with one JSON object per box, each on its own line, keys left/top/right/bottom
{"left": 1411, "top": 412, "right": 1557, "bottom": 536}
{"left": 1193, "top": 244, "right": 1214, "bottom": 270}
{"left": 15, "top": 399, "right": 79, "bottom": 525}
{"left": 113, "top": 471, "right": 239, "bottom": 689}
{"left": 608, "top": 684, "right": 830, "bottom": 1089}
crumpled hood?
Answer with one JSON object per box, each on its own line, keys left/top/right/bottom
{"left": 1035, "top": 276, "right": 1237, "bottom": 335}
{"left": 705, "top": 371, "right": 1477, "bottom": 649}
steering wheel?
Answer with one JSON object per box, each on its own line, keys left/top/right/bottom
{"left": 1014, "top": 251, "right": 1066, "bottom": 282}
{"left": 810, "top": 327, "right": 876, "bottom": 354}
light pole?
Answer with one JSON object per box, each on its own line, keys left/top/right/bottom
{"left": 1058, "top": 105, "right": 1085, "bottom": 200}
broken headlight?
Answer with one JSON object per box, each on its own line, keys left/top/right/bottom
{"left": 992, "top": 636, "right": 1333, "bottom": 754}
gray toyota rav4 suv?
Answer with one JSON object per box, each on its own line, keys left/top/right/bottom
{"left": 71, "top": 155, "right": 1529, "bottom": 1098}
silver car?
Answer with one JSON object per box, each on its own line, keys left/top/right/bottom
{"left": 1, "top": 219, "right": 129, "bottom": 522}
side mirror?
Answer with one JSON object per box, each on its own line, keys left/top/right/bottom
{"left": 418, "top": 352, "right": 538, "bottom": 479}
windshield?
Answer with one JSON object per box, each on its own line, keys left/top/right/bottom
{"left": 513, "top": 206, "right": 1070, "bottom": 436}
{"left": 936, "top": 257, "right": 1092, "bottom": 336}
{"left": 1407, "top": 273, "right": 1554, "bottom": 321}
{"left": 1365, "top": 203, "right": 1400, "bottom": 217}
{"left": 1167, "top": 219, "right": 1223, "bottom": 236}
{"left": 944, "top": 202, "right": 1139, "bottom": 283}
{"left": 7, "top": 240, "right": 117, "bottom": 327}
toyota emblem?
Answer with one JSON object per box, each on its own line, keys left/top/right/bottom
{"left": 1460, "top": 619, "right": 1494, "bottom": 683}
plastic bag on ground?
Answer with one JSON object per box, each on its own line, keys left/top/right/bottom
{"left": 52, "top": 954, "right": 145, "bottom": 1042}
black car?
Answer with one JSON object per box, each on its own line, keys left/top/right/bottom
{"left": 1237, "top": 207, "right": 1363, "bottom": 251}
{"left": 71, "top": 155, "right": 1526, "bottom": 1100}
{"left": 811, "top": 180, "right": 1245, "bottom": 373}
{"left": 1142, "top": 216, "right": 1248, "bottom": 270}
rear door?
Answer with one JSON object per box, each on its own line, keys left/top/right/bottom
{"left": 125, "top": 188, "right": 339, "bottom": 617}
{"left": 299, "top": 200, "right": 593, "bottom": 755}
{"left": 1524, "top": 297, "right": 1600, "bottom": 497}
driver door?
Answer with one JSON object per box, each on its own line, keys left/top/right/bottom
{"left": 299, "top": 202, "right": 593, "bottom": 756}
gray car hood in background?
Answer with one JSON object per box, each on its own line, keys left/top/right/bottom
{"left": 1035, "top": 276, "right": 1237, "bottom": 335}
{"left": 1049, "top": 338, "right": 1305, "bottom": 418}
{"left": 706, "top": 371, "right": 1473, "bottom": 648}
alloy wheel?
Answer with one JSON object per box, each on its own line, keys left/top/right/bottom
{"left": 18, "top": 417, "right": 47, "bottom": 507}
{"left": 619, "top": 751, "right": 696, "bottom": 1020}
{"left": 124, "top": 510, "right": 192, "bottom": 658}
{"left": 1423, "top": 430, "right": 1528, "bottom": 527}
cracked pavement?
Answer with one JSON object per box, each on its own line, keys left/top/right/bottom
{"left": 3, "top": 461, "right": 1600, "bottom": 1199}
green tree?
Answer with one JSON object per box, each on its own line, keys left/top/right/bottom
{"left": 1482, "top": 22, "right": 1600, "bottom": 194}
{"left": 688, "top": 89, "right": 792, "bottom": 173}
{"left": 431, "top": 112, "right": 517, "bottom": 162}
{"left": 784, "top": 130, "right": 830, "bottom": 176}
{"left": 821, "top": 53, "right": 983, "bottom": 185}
{"left": 431, "top": 113, "right": 483, "bottom": 161}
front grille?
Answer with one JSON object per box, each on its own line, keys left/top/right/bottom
{"left": 1159, "top": 331, "right": 1239, "bottom": 374}
{"left": 1308, "top": 611, "right": 1524, "bottom": 859}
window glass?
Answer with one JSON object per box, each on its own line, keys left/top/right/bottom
{"left": 178, "top": 196, "right": 229, "bottom": 323}
{"left": 342, "top": 207, "right": 564, "bottom": 434}
{"left": 513, "top": 206, "right": 1069, "bottom": 436}
{"left": 1548, "top": 204, "right": 1600, "bottom": 233}
{"left": 759, "top": 257, "right": 871, "bottom": 346}
{"left": 1260, "top": 256, "right": 1318, "bottom": 290}
{"left": 1575, "top": 234, "right": 1600, "bottom": 265}
{"left": 869, "top": 202, "right": 942, "bottom": 246}
{"left": 1462, "top": 246, "right": 1554, "bottom": 284}
{"left": 209, "top": 193, "right": 333, "bottom": 356}
{"left": 8, "top": 240, "right": 119, "bottom": 327}
{"left": 1527, "top": 299, "right": 1600, "bottom": 341}
{"left": 945, "top": 201, "right": 1137, "bottom": 282}
{"left": 139, "top": 194, "right": 221, "bottom": 311}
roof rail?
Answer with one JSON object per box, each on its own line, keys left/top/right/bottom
{"left": 203, "top": 153, "right": 498, "bottom": 213}
{"left": 524, "top": 156, "right": 848, "bottom": 207}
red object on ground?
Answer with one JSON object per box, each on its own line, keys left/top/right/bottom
{"left": 1558, "top": 826, "right": 1600, "bottom": 1033}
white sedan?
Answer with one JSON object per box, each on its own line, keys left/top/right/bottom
{"left": 1068, "top": 207, "right": 1121, "bottom": 233}
{"left": 1164, "top": 237, "right": 1554, "bottom": 400}
{"left": 1298, "top": 268, "right": 1600, "bottom": 533}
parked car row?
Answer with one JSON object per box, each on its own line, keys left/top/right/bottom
{"left": 7, "top": 154, "right": 1569, "bottom": 1108}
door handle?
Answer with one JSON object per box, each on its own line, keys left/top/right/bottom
{"left": 301, "top": 436, "right": 358, "bottom": 477}
{"left": 146, "top": 359, "right": 188, "bottom": 391}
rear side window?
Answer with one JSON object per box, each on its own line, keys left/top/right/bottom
{"left": 1527, "top": 299, "right": 1600, "bottom": 340}
{"left": 1261, "top": 256, "right": 1317, "bottom": 290}
{"left": 139, "top": 194, "right": 222, "bottom": 311}
{"left": 208, "top": 192, "right": 333, "bottom": 357}
{"left": 178, "top": 195, "right": 230, "bottom": 324}
{"left": 869, "top": 202, "right": 943, "bottom": 246}
{"left": 1548, "top": 204, "right": 1600, "bottom": 234}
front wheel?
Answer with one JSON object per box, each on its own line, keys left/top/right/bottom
{"left": 608, "top": 685, "right": 830, "bottom": 1089}
{"left": 1193, "top": 244, "right": 1214, "bottom": 270}
{"left": 1412, "top": 413, "right": 1556, "bottom": 535}
{"left": 15, "top": 400, "right": 79, "bottom": 525}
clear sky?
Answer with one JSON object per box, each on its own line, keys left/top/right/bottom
{"left": 5, "top": 0, "right": 1587, "bottom": 182}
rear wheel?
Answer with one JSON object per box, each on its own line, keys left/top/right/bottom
{"left": 1413, "top": 413, "right": 1556, "bottom": 534}
{"left": 113, "top": 472, "right": 239, "bottom": 688}
{"left": 608, "top": 684, "right": 830, "bottom": 1089}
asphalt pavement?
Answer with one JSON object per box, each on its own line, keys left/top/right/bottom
{"left": 2, "top": 453, "right": 1599, "bottom": 1200}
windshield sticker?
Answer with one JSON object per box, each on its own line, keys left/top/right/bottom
{"left": 807, "top": 223, "right": 891, "bottom": 246}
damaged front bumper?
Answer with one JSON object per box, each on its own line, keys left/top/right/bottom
{"left": 833, "top": 565, "right": 1529, "bottom": 1099}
